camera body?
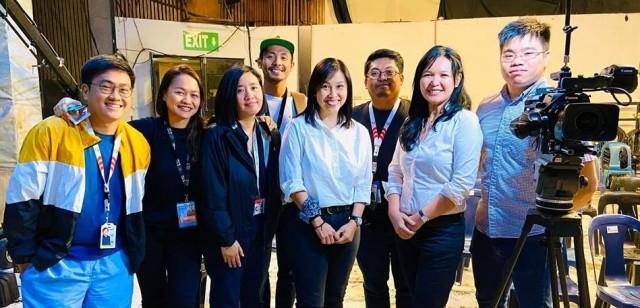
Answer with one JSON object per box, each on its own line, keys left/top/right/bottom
{"left": 510, "top": 65, "right": 637, "bottom": 213}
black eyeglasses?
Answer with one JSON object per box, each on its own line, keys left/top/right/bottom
{"left": 91, "top": 82, "right": 132, "bottom": 98}
{"left": 366, "top": 70, "right": 399, "bottom": 79}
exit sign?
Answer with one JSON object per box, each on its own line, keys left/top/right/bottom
{"left": 183, "top": 31, "right": 220, "bottom": 52}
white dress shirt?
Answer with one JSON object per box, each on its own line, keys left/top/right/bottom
{"left": 385, "top": 109, "right": 483, "bottom": 215}
{"left": 280, "top": 115, "right": 373, "bottom": 207}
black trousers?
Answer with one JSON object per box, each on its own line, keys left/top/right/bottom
{"left": 276, "top": 222, "right": 296, "bottom": 307}
{"left": 203, "top": 215, "right": 269, "bottom": 308}
{"left": 357, "top": 225, "right": 411, "bottom": 308}
{"left": 285, "top": 205, "right": 360, "bottom": 308}
{"left": 396, "top": 213, "right": 465, "bottom": 308}
{"left": 136, "top": 225, "right": 202, "bottom": 308}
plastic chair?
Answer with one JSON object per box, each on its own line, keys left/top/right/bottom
{"left": 588, "top": 214, "right": 640, "bottom": 307}
{"left": 611, "top": 176, "right": 640, "bottom": 193}
{"left": 599, "top": 142, "right": 635, "bottom": 188}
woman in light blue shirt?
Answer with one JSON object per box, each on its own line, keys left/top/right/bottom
{"left": 386, "top": 46, "right": 483, "bottom": 308}
{"left": 279, "top": 58, "right": 372, "bottom": 307}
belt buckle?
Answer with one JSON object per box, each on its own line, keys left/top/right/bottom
{"left": 325, "top": 206, "right": 337, "bottom": 215}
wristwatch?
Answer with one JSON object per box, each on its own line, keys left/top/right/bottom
{"left": 349, "top": 215, "right": 363, "bottom": 227}
{"left": 418, "top": 209, "right": 429, "bottom": 223}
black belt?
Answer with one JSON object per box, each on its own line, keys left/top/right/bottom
{"left": 320, "top": 204, "right": 353, "bottom": 215}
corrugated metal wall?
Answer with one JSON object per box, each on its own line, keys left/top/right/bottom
{"left": 114, "top": 0, "right": 324, "bottom": 25}
{"left": 33, "top": 0, "right": 96, "bottom": 86}
{"left": 114, "top": 0, "right": 187, "bottom": 22}
{"left": 33, "top": 0, "right": 98, "bottom": 116}
{"left": 220, "top": 0, "right": 324, "bottom": 26}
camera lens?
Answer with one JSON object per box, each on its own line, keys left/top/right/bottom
{"left": 574, "top": 110, "right": 601, "bottom": 132}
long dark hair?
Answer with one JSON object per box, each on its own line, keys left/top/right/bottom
{"left": 155, "top": 64, "right": 205, "bottom": 160}
{"left": 400, "top": 46, "right": 470, "bottom": 152}
{"left": 213, "top": 65, "right": 268, "bottom": 126}
{"left": 302, "top": 58, "right": 353, "bottom": 128}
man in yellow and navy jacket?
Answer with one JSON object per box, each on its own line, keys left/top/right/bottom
{"left": 4, "top": 54, "right": 150, "bottom": 308}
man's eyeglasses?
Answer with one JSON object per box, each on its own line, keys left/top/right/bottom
{"left": 366, "top": 70, "right": 399, "bottom": 79}
{"left": 500, "top": 50, "right": 548, "bottom": 63}
{"left": 91, "top": 82, "right": 132, "bottom": 98}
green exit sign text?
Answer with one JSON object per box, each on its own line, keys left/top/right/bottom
{"left": 183, "top": 31, "right": 220, "bottom": 52}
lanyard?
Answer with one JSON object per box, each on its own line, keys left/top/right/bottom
{"left": 249, "top": 122, "right": 266, "bottom": 197}
{"left": 86, "top": 120, "right": 122, "bottom": 223}
{"left": 274, "top": 89, "right": 289, "bottom": 128}
{"left": 164, "top": 121, "right": 191, "bottom": 201}
{"left": 368, "top": 100, "right": 400, "bottom": 158}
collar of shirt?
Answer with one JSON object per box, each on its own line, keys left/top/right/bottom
{"left": 314, "top": 113, "right": 347, "bottom": 131}
{"left": 500, "top": 79, "right": 548, "bottom": 106}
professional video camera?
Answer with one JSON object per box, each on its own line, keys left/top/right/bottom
{"left": 508, "top": 21, "right": 638, "bottom": 213}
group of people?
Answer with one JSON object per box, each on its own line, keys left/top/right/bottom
{"left": 3, "top": 16, "right": 597, "bottom": 308}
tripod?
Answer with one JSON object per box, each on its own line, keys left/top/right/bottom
{"left": 491, "top": 208, "right": 591, "bottom": 308}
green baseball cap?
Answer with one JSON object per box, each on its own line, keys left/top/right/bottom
{"left": 260, "top": 37, "right": 295, "bottom": 55}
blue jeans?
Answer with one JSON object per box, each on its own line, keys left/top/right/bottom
{"left": 136, "top": 225, "right": 202, "bottom": 308}
{"left": 396, "top": 213, "right": 464, "bottom": 308}
{"left": 204, "top": 215, "right": 268, "bottom": 308}
{"left": 21, "top": 249, "right": 133, "bottom": 308}
{"left": 285, "top": 205, "right": 360, "bottom": 308}
{"left": 470, "top": 229, "right": 552, "bottom": 308}
{"left": 357, "top": 225, "right": 411, "bottom": 308}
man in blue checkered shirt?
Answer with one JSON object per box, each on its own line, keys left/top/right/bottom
{"left": 471, "top": 17, "right": 598, "bottom": 308}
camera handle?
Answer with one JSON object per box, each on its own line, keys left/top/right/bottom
{"left": 552, "top": 0, "right": 577, "bottom": 82}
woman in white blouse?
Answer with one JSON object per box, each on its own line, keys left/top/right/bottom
{"left": 279, "top": 58, "right": 372, "bottom": 307}
{"left": 386, "top": 46, "right": 483, "bottom": 308}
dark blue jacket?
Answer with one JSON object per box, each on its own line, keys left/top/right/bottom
{"left": 199, "top": 119, "right": 281, "bottom": 247}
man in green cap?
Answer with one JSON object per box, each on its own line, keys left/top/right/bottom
{"left": 256, "top": 36, "right": 306, "bottom": 308}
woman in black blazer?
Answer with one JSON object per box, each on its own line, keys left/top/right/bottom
{"left": 199, "top": 65, "right": 281, "bottom": 307}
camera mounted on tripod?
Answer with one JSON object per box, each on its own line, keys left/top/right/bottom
{"left": 508, "top": 18, "right": 638, "bottom": 213}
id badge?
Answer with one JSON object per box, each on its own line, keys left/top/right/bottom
{"left": 176, "top": 201, "right": 198, "bottom": 228}
{"left": 372, "top": 161, "right": 378, "bottom": 173}
{"left": 369, "top": 181, "right": 382, "bottom": 211}
{"left": 99, "top": 223, "right": 116, "bottom": 249}
{"left": 254, "top": 198, "right": 265, "bottom": 216}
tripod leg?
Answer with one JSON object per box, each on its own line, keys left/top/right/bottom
{"left": 491, "top": 220, "right": 534, "bottom": 308}
{"left": 573, "top": 228, "right": 591, "bottom": 308}
{"left": 548, "top": 236, "right": 561, "bottom": 308}
{"left": 551, "top": 237, "right": 570, "bottom": 308}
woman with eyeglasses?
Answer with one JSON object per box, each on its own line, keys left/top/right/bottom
{"left": 279, "top": 58, "right": 372, "bottom": 307}
{"left": 386, "top": 46, "right": 483, "bottom": 307}
{"left": 53, "top": 64, "right": 206, "bottom": 307}
{"left": 199, "top": 65, "right": 281, "bottom": 307}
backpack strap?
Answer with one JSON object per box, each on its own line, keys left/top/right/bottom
{"left": 291, "top": 92, "right": 307, "bottom": 116}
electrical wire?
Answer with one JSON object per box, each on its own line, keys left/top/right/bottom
{"left": 606, "top": 87, "right": 633, "bottom": 106}
{"left": 195, "top": 26, "right": 242, "bottom": 57}
{"left": 131, "top": 47, "right": 169, "bottom": 68}
{"left": 246, "top": 23, "right": 252, "bottom": 66}
{"left": 83, "top": 0, "right": 100, "bottom": 54}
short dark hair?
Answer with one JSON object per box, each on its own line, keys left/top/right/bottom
{"left": 363, "top": 48, "right": 405, "bottom": 76}
{"left": 214, "top": 65, "right": 267, "bottom": 126}
{"left": 302, "top": 58, "right": 353, "bottom": 129}
{"left": 400, "top": 45, "right": 470, "bottom": 152}
{"left": 81, "top": 53, "right": 135, "bottom": 87}
{"left": 155, "top": 64, "right": 205, "bottom": 160}
{"left": 498, "top": 18, "right": 551, "bottom": 50}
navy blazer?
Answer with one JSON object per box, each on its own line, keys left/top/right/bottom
{"left": 199, "top": 119, "right": 281, "bottom": 247}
